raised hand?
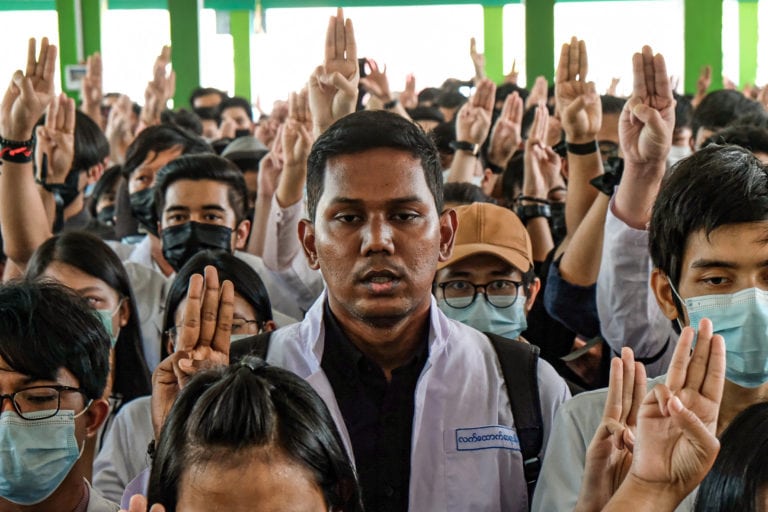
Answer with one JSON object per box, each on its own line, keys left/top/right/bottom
{"left": 400, "top": 73, "right": 418, "bottom": 109}
{"left": 575, "top": 348, "right": 645, "bottom": 512}
{"left": 523, "top": 103, "right": 561, "bottom": 198}
{"left": 606, "top": 77, "right": 620, "bottom": 97}
{"left": 282, "top": 90, "right": 313, "bottom": 169}
{"left": 470, "top": 37, "right": 485, "bottom": 80}
{"left": 603, "top": 319, "right": 724, "bottom": 511}
{"left": 308, "top": 7, "right": 358, "bottom": 137}
{"left": 105, "top": 94, "right": 135, "bottom": 164}
{"left": 455, "top": 77, "right": 495, "bottom": 145}
{"left": 35, "top": 93, "right": 75, "bottom": 183}
{"left": 526, "top": 76, "right": 549, "bottom": 111}
{"left": 619, "top": 46, "right": 675, "bottom": 168}
{"left": 80, "top": 52, "right": 103, "bottom": 128}
{"left": 691, "top": 65, "right": 711, "bottom": 108}
{"left": 1, "top": 37, "right": 57, "bottom": 141}
{"left": 141, "top": 45, "right": 175, "bottom": 127}
{"left": 555, "top": 37, "right": 601, "bottom": 144}
{"left": 359, "top": 58, "right": 392, "bottom": 102}
{"left": 488, "top": 91, "right": 523, "bottom": 168}
{"left": 503, "top": 59, "right": 519, "bottom": 85}
{"left": 151, "top": 266, "right": 233, "bottom": 438}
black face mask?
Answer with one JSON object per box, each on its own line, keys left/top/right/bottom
{"left": 97, "top": 204, "right": 116, "bottom": 226}
{"left": 129, "top": 188, "right": 158, "bottom": 237}
{"left": 161, "top": 221, "right": 233, "bottom": 272}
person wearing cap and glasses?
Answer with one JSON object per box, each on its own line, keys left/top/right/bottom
{"left": 435, "top": 202, "right": 540, "bottom": 341}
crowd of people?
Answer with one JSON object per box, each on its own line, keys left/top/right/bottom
{"left": 2, "top": 6, "right": 768, "bottom": 511}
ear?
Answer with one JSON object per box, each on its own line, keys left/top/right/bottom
{"left": 437, "top": 208, "right": 458, "bottom": 263}
{"left": 525, "top": 277, "right": 541, "bottom": 313}
{"left": 85, "top": 162, "right": 105, "bottom": 186}
{"left": 234, "top": 218, "right": 251, "bottom": 250}
{"left": 117, "top": 297, "right": 130, "bottom": 328}
{"left": 299, "top": 219, "right": 320, "bottom": 270}
{"left": 84, "top": 398, "right": 110, "bottom": 438}
{"left": 481, "top": 169, "right": 497, "bottom": 196}
{"left": 263, "top": 320, "right": 278, "bottom": 332}
{"left": 650, "top": 268, "right": 684, "bottom": 323}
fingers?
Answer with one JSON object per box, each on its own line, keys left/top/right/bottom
{"left": 472, "top": 78, "right": 495, "bottom": 113}
{"left": 556, "top": 42, "right": 569, "bottom": 84}
{"left": 334, "top": 7, "right": 345, "bottom": 60}
{"left": 651, "top": 382, "right": 674, "bottom": 417}
{"left": 177, "top": 273, "right": 204, "bottom": 353}
{"left": 620, "top": 347, "right": 636, "bottom": 424}
{"left": 26, "top": 38, "right": 37, "bottom": 77}
{"left": 653, "top": 52, "right": 673, "bottom": 102}
{"left": 626, "top": 361, "right": 647, "bottom": 426}
{"left": 666, "top": 324, "right": 695, "bottom": 392}
{"left": 642, "top": 46, "right": 655, "bottom": 98}
{"left": 211, "top": 280, "right": 234, "bottom": 356}
{"left": 701, "top": 333, "right": 726, "bottom": 404}
{"left": 603, "top": 357, "right": 624, "bottom": 422}
{"left": 46, "top": 95, "right": 58, "bottom": 131}
{"left": 470, "top": 37, "right": 477, "bottom": 55}
{"left": 632, "top": 51, "right": 647, "bottom": 99}
{"left": 324, "top": 13, "right": 336, "bottom": 62}
{"left": 568, "top": 36, "right": 579, "bottom": 80}
{"left": 128, "top": 494, "right": 148, "bottom": 512}
{"left": 344, "top": 17, "right": 357, "bottom": 62}
{"left": 668, "top": 394, "right": 721, "bottom": 464}
{"left": 578, "top": 39, "right": 588, "bottom": 81}
{"left": 63, "top": 94, "right": 75, "bottom": 134}
{"left": 684, "top": 317, "right": 714, "bottom": 391}
{"left": 510, "top": 91, "right": 523, "bottom": 124}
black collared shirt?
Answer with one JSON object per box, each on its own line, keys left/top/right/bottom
{"left": 321, "top": 301, "right": 429, "bottom": 512}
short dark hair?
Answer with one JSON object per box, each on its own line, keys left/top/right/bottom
{"left": 122, "top": 124, "right": 212, "bottom": 179}
{"left": 87, "top": 165, "right": 123, "bottom": 218}
{"left": 153, "top": 154, "right": 249, "bottom": 224}
{"left": 691, "top": 90, "right": 763, "bottom": 142}
{"left": 600, "top": 95, "right": 626, "bottom": 115}
{"left": 162, "top": 250, "right": 273, "bottom": 360}
{"left": 429, "top": 121, "right": 456, "bottom": 154}
{"left": 147, "top": 356, "right": 363, "bottom": 511}
{"left": 161, "top": 108, "right": 203, "bottom": 136}
{"left": 649, "top": 144, "right": 768, "bottom": 290}
{"left": 306, "top": 110, "right": 444, "bottom": 221}
{"left": 695, "top": 402, "right": 768, "bottom": 512}
{"left": 72, "top": 110, "right": 109, "bottom": 173}
{"left": 702, "top": 125, "right": 768, "bottom": 156}
{"left": 189, "top": 87, "right": 227, "bottom": 108}
{"left": 193, "top": 106, "right": 221, "bottom": 124}
{"left": 0, "top": 280, "right": 110, "bottom": 399}
{"left": 673, "top": 92, "right": 693, "bottom": 130}
{"left": 26, "top": 232, "right": 152, "bottom": 403}
{"left": 218, "top": 96, "right": 253, "bottom": 122}
{"left": 495, "top": 83, "right": 529, "bottom": 105}
{"left": 443, "top": 182, "right": 495, "bottom": 207}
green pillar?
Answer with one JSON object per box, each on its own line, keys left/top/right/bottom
{"left": 81, "top": 0, "right": 105, "bottom": 57}
{"left": 525, "top": 0, "right": 555, "bottom": 86}
{"left": 168, "top": 0, "right": 202, "bottom": 109}
{"left": 684, "top": 0, "right": 723, "bottom": 94}
{"left": 739, "top": 0, "right": 758, "bottom": 88}
{"left": 230, "top": 10, "right": 252, "bottom": 100}
{"left": 55, "top": 0, "right": 83, "bottom": 99}
{"left": 483, "top": 5, "right": 504, "bottom": 84}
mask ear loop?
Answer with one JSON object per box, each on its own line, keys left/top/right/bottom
{"left": 666, "top": 276, "right": 687, "bottom": 332}
{"left": 73, "top": 399, "right": 94, "bottom": 460}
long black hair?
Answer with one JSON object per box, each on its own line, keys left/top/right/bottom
{"left": 148, "top": 356, "right": 363, "bottom": 511}
{"left": 25, "top": 231, "right": 152, "bottom": 403}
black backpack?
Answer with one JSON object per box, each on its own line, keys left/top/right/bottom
{"left": 231, "top": 330, "right": 543, "bottom": 506}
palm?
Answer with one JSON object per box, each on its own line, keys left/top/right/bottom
{"left": 559, "top": 81, "right": 601, "bottom": 137}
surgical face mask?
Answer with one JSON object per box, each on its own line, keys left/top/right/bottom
{"left": 670, "top": 281, "right": 768, "bottom": 388}
{"left": 161, "top": 221, "right": 233, "bottom": 272}
{"left": 95, "top": 298, "right": 124, "bottom": 348}
{"left": 129, "top": 188, "right": 158, "bottom": 237}
{"left": 667, "top": 144, "right": 692, "bottom": 168}
{"left": 549, "top": 201, "right": 566, "bottom": 246}
{"left": 96, "top": 204, "right": 116, "bottom": 226}
{"left": 438, "top": 296, "right": 528, "bottom": 339}
{"left": 230, "top": 333, "right": 254, "bottom": 343}
{"left": 0, "top": 410, "right": 85, "bottom": 505}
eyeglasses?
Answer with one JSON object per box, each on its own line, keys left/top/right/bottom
{"left": 165, "top": 319, "right": 265, "bottom": 344}
{"left": 437, "top": 279, "right": 522, "bottom": 309}
{"left": 0, "top": 385, "right": 91, "bottom": 421}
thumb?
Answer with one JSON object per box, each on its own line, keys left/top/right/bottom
{"left": 328, "top": 71, "right": 358, "bottom": 96}
{"left": 668, "top": 395, "right": 720, "bottom": 454}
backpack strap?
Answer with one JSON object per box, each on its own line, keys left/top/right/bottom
{"left": 485, "top": 332, "right": 544, "bottom": 506}
{"left": 229, "top": 330, "right": 273, "bottom": 363}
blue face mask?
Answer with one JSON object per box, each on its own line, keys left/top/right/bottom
{"left": 671, "top": 283, "right": 768, "bottom": 388}
{"left": 438, "top": 296, "right": 528, "bottom": 339}
{"left": 0, "top": 409, "right": 84, "bottom": 505}
{"left": 95, "top": 298, "right": 124, "bottom": 348}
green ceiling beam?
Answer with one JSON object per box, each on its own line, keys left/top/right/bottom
{"left": 483, "top": 5, "right": 504, "bottom": 84}
{"left": 55, "top": 0, "right": 82, "bottom": 98}
{"left": 231, "top": 10, "right": 253, "bottom": 100}
{"left": 168, "top": 0, "right": 203, "bottom": 108}
{"left": 684, "top": 0, "right": 723, "bottom": 94}
{"left": 739, "top": 0, "right": 758, "bottom": 87}
{"left": 525, "top": 0, "right": 555, "bottom": 85}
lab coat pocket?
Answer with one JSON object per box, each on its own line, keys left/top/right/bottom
{"left": 443, "top": 425, "right": 528, "bottom": 512}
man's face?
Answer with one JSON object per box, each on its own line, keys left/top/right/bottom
{"left": 192, "top": 92, "right": 222, "bottom": 109}
{"left": 300, "top": 148, "right": 455, "bottom": 328}
{"left": 653, "top": 221, "right": 768, "bottom": 324}
{"left": 220, "top": 107, "right": 253, "bottom": 134}
{"left": 159, "top": 179, "right": 250, "bottom": 250}
{"left": 200, "top": 119, "right": 219, "bottom": 141}
{"left": 128, "top": 146, "right": 185, "bottom": 194}
{"left": 435, "top": 253, "right": 536, "bottom": 313}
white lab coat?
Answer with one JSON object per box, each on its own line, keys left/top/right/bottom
{"left": 267, "top": 292, "right": 570, "bottom": 512}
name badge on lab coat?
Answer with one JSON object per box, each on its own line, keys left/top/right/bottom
{"left": 454, "top": 425, "right": 520, "bottom": 452}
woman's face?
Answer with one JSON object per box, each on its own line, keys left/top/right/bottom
{"left": 41, "top": 261, "right": 129, "bottom": 339}
{"left": 176, "top": 449, "right": 328, "bottom": 512}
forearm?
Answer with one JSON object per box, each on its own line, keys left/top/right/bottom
{"left": 560, "top": 194, "right": 609, "bottom": 286}
{"left": 564, "top": 146, "right": 603, "bottom": 236}
{"left": 527, "top": 217, "right": 554, "bottom": 262}
{"left": 602, "top": 476, "right": 684, "bottom": 512}
{"left": 446, "top": 151, "right": 478, "bottom": 183}
{"left": 0, "top": 161, "right": 53, "bottom": 266}
{"left": 275, "top": 163, "right": 306, "bottom": 209}
{"left": 612, "top": 161, "right": 665, "bottom": 229}
{"left": 247, "top": 193, "right": 273, "bottom": 257}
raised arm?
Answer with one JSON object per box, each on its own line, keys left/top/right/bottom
{"left": 359, "top": 58, "right": 411, "bottom": 119}
{"left": 80, "top": 51, "right": 104, "bottom": 129}
{"left": 0, "top": 37, "right": 57, "bottom": 268}
{"left": 469, "top": 37, "right": 485, "bottom": 82}
{"left": 487, "top": 91, "right": 523, "bottom": 171}
{"left": 446, "top": 77, "right": 495, "bottom": 183}
{"left": 138, "top": 46, "right": 175, "bottom": 132}
{"left": 308, "top": 7, "right": 359, "bottom": 138}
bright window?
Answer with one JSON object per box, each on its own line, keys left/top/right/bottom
{"left": 0, "top": 10, "right": 61, "bottom": 94}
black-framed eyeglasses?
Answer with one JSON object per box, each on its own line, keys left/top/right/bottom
{"left": 437, "top": 279, "right": 522, "bottom": 309}
{"left": 0, "top": 385, "right": 91, "bottom": 421}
